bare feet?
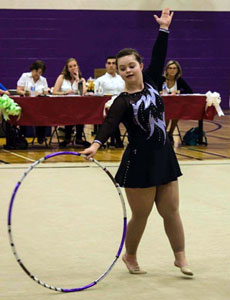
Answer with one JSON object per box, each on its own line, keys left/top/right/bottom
{"left": 122, "top": 254, "right": 147, "bottom": 275}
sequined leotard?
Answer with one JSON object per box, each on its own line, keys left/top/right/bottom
{"left": 95, "top": 30, "right": 182, "bottom": 188}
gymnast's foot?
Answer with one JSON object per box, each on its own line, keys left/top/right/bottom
{"left": 174, "top": 252, "right": 193, "bottom": 276}
{"left": 174, "top": 262, "right": 193, "bottom": 276}
{"left": 122, "top": 254, "right": 147, "bottom": 275}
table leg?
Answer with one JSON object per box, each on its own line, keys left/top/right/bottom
{"left": 198, "top": 120, "right": 207, "bottom": 145}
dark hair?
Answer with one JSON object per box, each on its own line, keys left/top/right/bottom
{"left": 106, "top": 56, "right": 116, "bottom": 63}
{"left": 61, "top": 58, "right": 82, "bottom": 80}
{"left": 164, "top": 60, "right": 182, "bottom": 80}
{"left": 29, "top": 60, "right": 46, "bottom": 73}
{"left": 116, "top": 48, "right": 143, "bottom": 65}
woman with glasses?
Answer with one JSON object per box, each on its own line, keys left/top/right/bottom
{"left": 159, "top": 60, "right": 193, "bottom": 145}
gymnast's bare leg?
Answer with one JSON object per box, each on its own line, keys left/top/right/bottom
{"left": 122, "top": 186, "right": 156, "bottom": 274}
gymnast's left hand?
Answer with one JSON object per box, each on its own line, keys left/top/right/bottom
{"left": 154, "top": 7, "right": 174, "bottom": 30}
{"left": 80, "top": 142, "right": 101, "bottom": 159}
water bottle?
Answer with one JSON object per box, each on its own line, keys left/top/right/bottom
{"left": 78, "top": 81, "right": 83, "bottom": 96}
{"left": 30, "top": 86, "right": 36, "bottom": 97}
{"left": 97, "top": 82, "right": 104, "bottom": 96}
{"left": 24, "top": 82, "right": 30, "bottom": 96}
{"left": 162, "top": 82, "right": 168, "bottom": 95}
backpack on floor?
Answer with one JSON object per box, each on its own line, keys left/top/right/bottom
{"left": 182, "top": 127, "right": 207, "bottom": 146}
{"left": 3, "top": 121, "right": 28, "bottom": 150}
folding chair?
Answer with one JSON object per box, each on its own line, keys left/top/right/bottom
{"left": 175, "top": 124, "right": 183, "bottom": 144}
{"left": 49, "top": 126, "right": 62, "bottom": 146}
{"left": 31, "top": 126, "right": 49, "bottom": 148}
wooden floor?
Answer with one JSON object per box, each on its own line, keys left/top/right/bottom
{"left": 0, "top": 110, "right": 229, "bottom": 164}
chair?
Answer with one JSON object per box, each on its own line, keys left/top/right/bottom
{"left": 166, "top": 120, "right": 183, "bottom": 144}
{"left": 48, "top": 126, "right": 62, "bottom": 146}
{"left": 49, "top": 126, "right": 87, "bottom": 147}
{"left": 71, "top": 126, "right": 87, "bottom": 145}
{"left": 91, "top": 68, "right": 106, "bottom": 136}
{"left": 94, "top": 68, "right": 106, "bottom": 79}
{"left": 31, "top": 126, "right": 49, "bottom": 148}
{"left": 175, "top": 124, "right": 183, "bottom": 144}
{"left": 121, "top": 129, "right": 128, "bottom": 144}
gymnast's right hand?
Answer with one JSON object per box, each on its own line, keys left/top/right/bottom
{"left": 80, "top": 142, "right": 101, "bottom": 159}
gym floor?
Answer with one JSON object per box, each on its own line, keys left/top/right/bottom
{"left": 0, "top": 113, "right": 229, "bottom": 299}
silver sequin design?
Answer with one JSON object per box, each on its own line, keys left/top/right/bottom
{"left": 131, "top": 83, "right": 166, "bottom": 143}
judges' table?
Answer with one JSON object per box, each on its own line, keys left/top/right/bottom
{"left": 163, "top": 94, "right": 217, "bottom": 144}
{"left": 163, "top": 94, "right": 216, "bottom": 121}
{"left": 9, "top": 94, "right": 216, "bottom": 126}
{"left": 9, "top": 95, "right": 111, "bottom": 126}
{"left": 9, "top": 94, "right": 216, "bottom": 145}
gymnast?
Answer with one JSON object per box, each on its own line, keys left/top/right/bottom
{"left": 81, "top": 8, "right": 193, "bottom": 276}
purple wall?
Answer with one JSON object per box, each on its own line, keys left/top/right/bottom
{"left": 0, "top": 9, "right": 229, "bottom": 108}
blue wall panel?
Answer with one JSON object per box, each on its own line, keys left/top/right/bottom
{"left": 0, "top": 9, "right": 229, "bottom": 108}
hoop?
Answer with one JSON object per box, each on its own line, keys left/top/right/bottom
{"left": 8, "top": 151, "right": 127, "bottom": 292}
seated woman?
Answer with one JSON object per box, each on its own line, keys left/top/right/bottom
{"left": 52, "top": 57, "right": 90, "bottom": 148}
{"left": 0, "top": 82, "right": 10, "bottom": 96}
{"left": 17, "top": 60, "right": 49, "bottom": 96}
{"left": 158, "top": 60, "right": 193, "bottom": 145}
{"left": 17, "top": 60, "right": 49, "bottom": 144}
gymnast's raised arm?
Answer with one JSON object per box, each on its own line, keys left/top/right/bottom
{"left": 144, "top": 8, "right": 174, "bottom": 86}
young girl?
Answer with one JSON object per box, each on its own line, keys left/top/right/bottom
{"left": 81, "top": 8, "right": 193, "bottom": 277}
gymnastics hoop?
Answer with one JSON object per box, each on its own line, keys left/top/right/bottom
{"left": 8, "top": 151, "right": 127, "bottom": 293}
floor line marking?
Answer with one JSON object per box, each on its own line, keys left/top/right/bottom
{"left": 1, "top": 161, "right": 230, "bottom": 170}
{"left": 188, "top": 148, "right": 230, "bottom": 159}
{"left": 2, "top": 149, "right": 35, "bottom": 162}
{"left": 175, "top": 152, "right": 201, "bottom": 160}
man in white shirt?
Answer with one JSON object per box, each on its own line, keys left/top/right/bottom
{"left": 17, "top": 60, "right": 49, "bottom": 144}
{"left": 94, "top": 56, "right": 125, "bottom": 147}
{"left": 95, "top": 56, "right": 125, "bottom": 95}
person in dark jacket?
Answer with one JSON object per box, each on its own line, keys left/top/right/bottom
{"left": 158, "top": 60, "right": 193, "bottom": 145}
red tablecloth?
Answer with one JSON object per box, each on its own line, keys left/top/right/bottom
{"left": 9, "top": 94, "right": 217, "bottom": 126}
{"left": 9, "top": 96, "right": 111, "bottom": 126}
{"left": 163, "top": 95, "right": 216, "bottom": 120}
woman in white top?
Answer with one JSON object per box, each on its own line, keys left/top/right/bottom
{"left": 53, "top": 58, "right": 89, "bottom": 148}
{"left": 17, "top": 60, "right": 49, "bottom": 96}
{"left": 17, "top": 60, "right": 49, "bottom": 144}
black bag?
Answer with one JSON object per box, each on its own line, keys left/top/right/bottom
{"left": 3, "top": 122, "right": 28, "bottom": 150}
{"left": 182, "top": 127, "right": 207, "bottom": 146}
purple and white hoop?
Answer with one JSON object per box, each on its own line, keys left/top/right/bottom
{"left": 8, "top": 151, "right": 127, "bottom": 292}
